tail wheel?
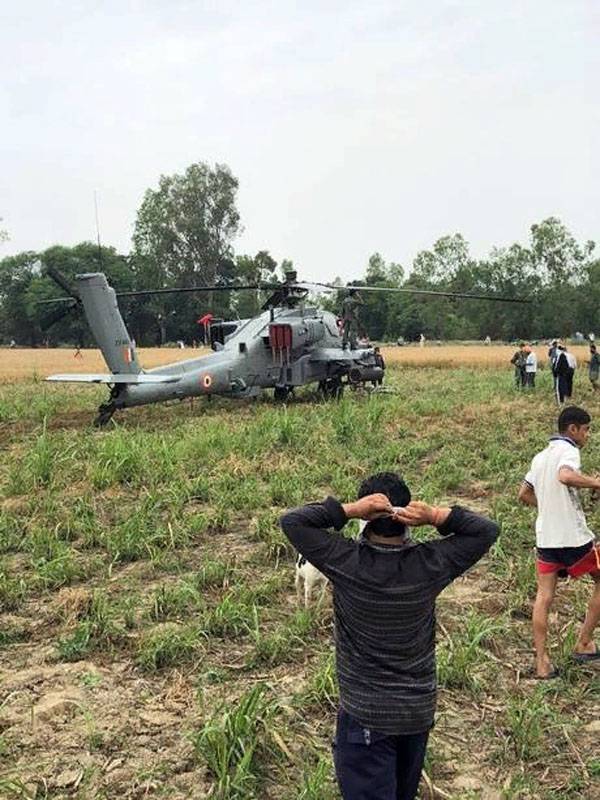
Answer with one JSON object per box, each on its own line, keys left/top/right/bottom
{"left": 94, "top": 402, "right": 116, "bottom": 428}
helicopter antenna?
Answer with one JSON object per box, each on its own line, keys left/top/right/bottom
{"left": 94, "top": 190, "right": 103, "bottom": 269}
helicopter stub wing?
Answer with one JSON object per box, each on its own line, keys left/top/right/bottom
{"left": 46, "top": 373, "right": 181, "bottom": 385}
{"left": 309, "top": 347, "right": 373, "bottom": 363}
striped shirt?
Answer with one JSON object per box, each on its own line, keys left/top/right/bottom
{"left": 280, "top": 498, "right": 498, "bottom": 735}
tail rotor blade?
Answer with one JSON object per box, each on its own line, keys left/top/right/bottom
{"left": 44, "top": 266, "right": 80, "bottom": 300}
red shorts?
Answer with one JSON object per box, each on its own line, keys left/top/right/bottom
{"left": 537, "top": 542, "right": 600, "bottom": 578}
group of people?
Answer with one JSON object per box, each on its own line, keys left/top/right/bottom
{"left": 281, "top": 404, "right": 600, "bottom": 799}
{"left": 510, "top": 342, "right": 538, "bottom": 388}
{"left": 510, "top": 339, "right": 600, "bottom": 404}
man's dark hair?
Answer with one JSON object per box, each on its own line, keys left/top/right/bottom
{"left": 591, "top": 345, "right": 597, "bottom": 353}
{"left": 558, "top": 406, "right": 591, "bottom": 432}
{"left": 358, "top": 472, "right": 411, "bottom": 538}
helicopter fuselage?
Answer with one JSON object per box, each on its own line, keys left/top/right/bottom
{"left": 114, "top": 305, "right": 376, "bottom": 408}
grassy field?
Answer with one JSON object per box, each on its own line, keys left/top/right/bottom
{"left": 0, "top": 352, "right": 599, "bottom": 799}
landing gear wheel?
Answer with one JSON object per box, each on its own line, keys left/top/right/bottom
{"left": 94, "top": 402, "right": 116, "bottom": 428}
{"left": 318, "top": 377, "right": 344, "bottom": 400}
{"left": 274, "top": 386, "right": 293, "bottom": 402}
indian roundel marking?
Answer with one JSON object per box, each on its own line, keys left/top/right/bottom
{"left": 202, "top": 374, "right": 212, "bottom": 389}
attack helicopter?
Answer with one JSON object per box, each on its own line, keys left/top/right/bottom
{"left": 40, "top": 267, "right": 528, "bottom": 426}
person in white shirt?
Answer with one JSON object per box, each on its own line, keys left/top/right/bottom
{"left": 518, "top": 406, "right": 600, "bottom": 678}
{"left": 524, "top": 345, "right": 537, "bottom": 388}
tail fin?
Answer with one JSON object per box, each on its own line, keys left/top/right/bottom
{"left": 76, "top": 273, "right": 141, "bottom": 375}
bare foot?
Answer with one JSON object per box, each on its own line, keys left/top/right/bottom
{"left": 536, "top": 654, "right": 555, "bottom": 678}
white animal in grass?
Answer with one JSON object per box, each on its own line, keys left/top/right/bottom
{"left": 294, "top": 519, "right": 381, "bottom": 606}
{"left": 295, "top": 554, "right": 328, "bottom": 607}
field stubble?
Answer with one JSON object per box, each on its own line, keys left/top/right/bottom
{"left": 0, "top": 343, "right": 593, "bottom": 381}
{"left": 0, "top": 353, "right": 599, "bottom": 799}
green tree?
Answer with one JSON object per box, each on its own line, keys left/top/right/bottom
{"left": 132, "top": 162, "right": 241, "bottom": 341}
{"left": 234, "top": 251, "right": 278, "bottom": 318}
{"left": 0, "top": 252, "right": 40, "bottom": 345}
{"left": 0, "top": 243, "right": 133, "bottom": 346}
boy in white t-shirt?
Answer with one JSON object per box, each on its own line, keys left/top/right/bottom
{"left": 518, "top": 406, "right": 600, "bottom": 678}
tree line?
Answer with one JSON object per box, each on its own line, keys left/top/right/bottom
{"left": 1, "top": 161, "right": 598, "bottom": 346}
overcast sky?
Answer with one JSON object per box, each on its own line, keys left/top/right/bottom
{"left": 2, "top": 1, "right": 598, "bottom": 282}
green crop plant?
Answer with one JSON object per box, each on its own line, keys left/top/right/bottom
{"left": 249, "top": 607, "right": 316, "bottom": 667}
{"left": 293, "top": 756, "right": 338, "bottom": 800}
{"left": 202, "top": 593, "right": 256, "bottom": 638}
{"left": 437, "top": 610, "right": 504, "bottom": 693}
{"left": 56, "top": 591, "right": 123, "bottom": 661}
{"left": 296, "top": 649, "right": 338, "bottom": 710}
{"left": 195, "top": 558, "right": 237, "bottom": 589}
{"left": 136, "top": 623, "right": 204, "bottom": 672}
{"left": 150, "top": 580, "right": 205, "bottom": 621}
{"left": 190, "top": 683, "right": 276, "bottom": 799}
{"left": 0, "top": 565, "right": 26, "bottom": 612}
{"left": 504, "top": 687, "right": 562, "bottom": 762}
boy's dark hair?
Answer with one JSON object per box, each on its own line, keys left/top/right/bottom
{"left": 591, "top": 345, "right": 597, "bottom": 353}
{"left": 558, "top": 406, "right": 591, "bottom": 432}
{"left": 358, "top": 472, "right": 411, "bottom": 538}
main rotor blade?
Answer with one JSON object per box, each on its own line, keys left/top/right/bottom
{"left": 40, "top": 300, "right": 79, "bottom": 331}
{"left": 114, "top": 283, "right": 281, "bottom": 299}
{"left": 38, "top": 282, "right": 282, "bottom": 304}
{"left": 305, "top": 281, "right": 531, "bottom": 304}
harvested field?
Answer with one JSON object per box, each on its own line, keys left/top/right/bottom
{"left": 0, "top": 355, "right": 599, "bottom": 799}
{"left": 0, "top": 344, "right": 592, "bottom": 382}
{"left": 0, "top": 348, "right": 208, "bottom": 382}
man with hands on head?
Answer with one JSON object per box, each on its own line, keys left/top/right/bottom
{"left": 280, "top": 472, "right": 498, "bottom": 800}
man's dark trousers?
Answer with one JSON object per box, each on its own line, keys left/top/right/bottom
{"left": 333, "top": 708, "right": 429, "bottom": 800}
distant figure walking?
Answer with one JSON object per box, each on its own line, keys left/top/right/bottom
{"left": 524, "top": 345, "right": 537, "bottom": 388}
{"left": 419, "top": 333, "right": 426, "bottom": 348}
{"left": 510, "top": 342, "right": 526, "bottom": 389}
{"left": 553, "top": 343, "right": 571, "bottom": 405}
{"left": 565, "top": 349, "right": 577, "bottom": 398}
{"left": 589, "top": 345, "right": 600, "bottom": 392}
{"left": 484, "top": 335, "right": 491, "bottom": 346}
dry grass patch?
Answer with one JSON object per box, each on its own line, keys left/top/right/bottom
{"left": 0, "top": 347, "right": 209, "bottom": 382}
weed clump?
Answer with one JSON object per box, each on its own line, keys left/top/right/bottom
{"left": 191, "top": 683, "right": 276, "bottom": 799}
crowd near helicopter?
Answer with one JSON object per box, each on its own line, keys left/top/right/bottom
{"left": 40, "top": 266, "right": 527, "bottom": 426}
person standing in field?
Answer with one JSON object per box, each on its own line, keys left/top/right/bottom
{"left": 373, "top": 346, "right": 385, "bottom": 387}
{"left": 281, "top": 473, "right": 498, "bottom": 800}
{"left": 510, "top": 342, "right": 526, "bottom": 389}
{"left": 552, "top": 343, "right": 571, "bottom": 405}
{"left": 588, "top": 344, "right": 600, "bottom": 391}
{"left": 524, "top": 344, "right": 537, "bottom": 388}
{"left": 548, "top": 339, "right": 559, "bottom": 363}
{"left": 518, "top": 406, "right": 600, "bottom": 678}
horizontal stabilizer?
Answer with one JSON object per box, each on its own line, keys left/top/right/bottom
{"left": 46, "top": 373, "right": 181, "bottom": 385}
